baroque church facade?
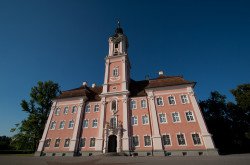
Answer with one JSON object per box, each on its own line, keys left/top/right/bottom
{"left": 36, "top": 25, "right": 218, "bottom": 156}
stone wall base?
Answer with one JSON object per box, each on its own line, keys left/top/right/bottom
{"left": 80, "top": 151, "right": 102, "bottom": 156}
{"left": 166, "top": 149, "right": 219, "bottom": 156}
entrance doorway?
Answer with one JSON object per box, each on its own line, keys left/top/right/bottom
{"left": 108, "top": 135, "right": 117, "bottom": 152}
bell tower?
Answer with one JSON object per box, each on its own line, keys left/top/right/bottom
{"left": 102, "top": 21, "right": 130, "bottom": 94}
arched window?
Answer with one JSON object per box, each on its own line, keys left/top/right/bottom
{"left": 113, "top": 68, "right": 119, "bottom": 77}
{"left": 111, "top": 100, "right": 117, "bottom": 111}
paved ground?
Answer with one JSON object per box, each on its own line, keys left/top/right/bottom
{"left": 0, "top": 154, "right": 250, "bottom": 165}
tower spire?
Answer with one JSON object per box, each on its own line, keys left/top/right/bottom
{"left": 115, "top": 19, "right": 123, "bottom": 34}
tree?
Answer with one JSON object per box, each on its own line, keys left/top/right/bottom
{"left": 11, "top": 81, "right": 60, "bottom": 151}
{"left": 200, "top": 85, "right": 250, "bottom": 154}
{"left": 231, "top": 84, "right": 250, "bottom": 111}
{"left": 0, "top": 136, "right": 12, "bottom": 150}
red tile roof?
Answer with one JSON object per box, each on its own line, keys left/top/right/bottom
{"left": 56, "top": 75, "right": 195, "bottom": 100}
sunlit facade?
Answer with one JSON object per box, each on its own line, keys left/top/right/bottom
{"left": 36, "top": 25, "right": 217, "bottom": 156}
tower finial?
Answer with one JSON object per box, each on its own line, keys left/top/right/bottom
{"left": 117, "top": 19, "right": 120, "bottom": 28}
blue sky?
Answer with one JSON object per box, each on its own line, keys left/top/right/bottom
{"left": 0, "top": 0, "right": 249, "bottom": 136}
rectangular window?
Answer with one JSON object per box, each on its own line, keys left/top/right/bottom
{"left": 130, "top": 100, "right": 137, "bottom": 109}
{"left": 94, "top": 105, "right": 99, "bottom": 112}
{"left": 85, "top": 105, "right": 90, "bottom": 113}
{"left": 144, "top": 136, "right": 151, "bottom": 146}
{"left": 192, "top": 133, "right": 202, "bottom": 145}
{"left": 142, "top": 115, "right": 149, "bottom": 125}
{"left": 92, "top": 119, "right": 98, "bottom": 128}
{"left": 63, "top": 107, "right": 69, "bottom": 114}
{"left": 185, "top": 111, "right": 195, "bottom": 122}
{"left": 132, "top": 136, "right": 139, "bottom": 147}
{"left": 50, "top": 121, "right": 56, "bottom": 130}
{"left": 131, "top": 116, "right": 138, "bottom": 125}
{"left": 181, "top": 95, "right": 189, "bottom": 104}
{"left": 168, "top": 96, "right": 176, "bottom": 105}
{"left": 156, "top": 97, "right": 164, "bottom": 106}
{"left": 83, "top": 120, "right": 89, "bottom": 128}
{"left": 110, "top": 117, "right": 117, "bottom": 128}
{"left": 55, "top": 108, "right": 60, "bottom": 115}
{"left": 177, "top": 133, "right": 186, "bottom": 145}
{"left": 64, "top": 138, "right": 70, "bottom": 147}
{"left": 59, "top": 121, "right": 65, "bottom": 129}
{"left": 141, "top": 100, "right": 147, "bottom": 108}
{"left": 54, "top": 139, "right": 60, "bottom": 147}
{"left": 68, "top": 120, "right": 74, "bottom": 128}
{"left": 90, "top": 138, "right": 95, "bottom": 147}
{"left": 113, "top": 68, "right": 119, "bottom": 77}
{"left": 80, "top": 138, "right": 86, "bottom": 147}
{"left": 172, "top": 112, "right": 180, "bottom": 123}
{"left": 44, "top": 139, "right": 51, "bottom": 147}
{"left": 159, "top": 113, "right": 167, "bottom": 123}
{"left": 72, "top": 106, "right": 77, "bottom": 113}
{"left": 162, "top": 135, "right": 171, "bottom": 146}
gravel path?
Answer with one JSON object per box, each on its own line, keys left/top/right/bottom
{"left": 0, "top": 154, "right": 249, "bottom": 165}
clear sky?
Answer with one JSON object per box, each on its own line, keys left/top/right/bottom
{"left": 0, "top": 0, "right": 249, "bottom": 136}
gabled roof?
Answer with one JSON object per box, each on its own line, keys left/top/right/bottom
{"left": 56, "top": 75, "right": 195, "bottom": 100}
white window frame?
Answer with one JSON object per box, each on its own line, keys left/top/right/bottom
{"left": 59, "top": 121, "right": 65, "bottom": 129}
{"left": 83, "top": 119, "right": 89, "bottom": 128}
{"left": 54, "top": 138, "right": 61, "bottom": 148}
{"left": 80, "top": 137, "right": 86, "bottom": 148}
{"left": 156, "top": 97, "right": 164, "bottom": 106}
{"left": 185, "top": 111, "right": 195, "bottom": 122}
{"left": 110, "top": 116, "right": 117, "bottom": 128}
{"left": 159, "top": 113, "right": 167, "bottom": 124}
{"left": 68, "top": 120, "right": 74, "bottom": 129}
{"left": 176, "top": 133, "right": 187, "bottom": 146}
{"left": 94, "top": 104, "right": 99, "bottom": 112}
{"left": 112, "top": 67, "right": 119, "bottom": 77}
{"left": 180, "top": 94, "right": 189, "bottom": 104}
{"left": 92, "top": 119, "right": 98, "bottom": 128}
{"left": 55, "top": 108, "right": 60, "bottom": 116}
{"left": 63, "top": 106, "right": 69, "bottom": 114}
{"left": 172, "top": 112, "right": 181, "bottom": 123}
{"left": 85, "top": 104, "right": 90, "bottom": 113}
{"left": 130, "top": 100, "right": 137, "bottom": 110}
{"left": 89, "top": 137, "right": 96, "bottom": 148}
{"left": 168, "top": 96, "right": 176, "bottom": 105}
{"left": 144, "top": 135, "right": 152, "bottom": 147}
{"left": 142, "top": 115, "right": 149, "bottom": 125}
{"left": 141, "top": 99, "right": 147, "bottom": 109}
{"left": 132, "top": 135, "right": 140, "bottom": 147}
{"left": 131, "top": 116, "right": 138, "bottom": 126}
{"left": 50, "top": 121, "right": 56, "bottom": 130}
{"left": 111, "top": 99, "right": 118, "bottom": 112}
{"left": 64, "top": 138, "right": 70, "bottom": 148}
{"left": 162, "top": 134, "right": 172, "bottom": 146}
{"left": 44, "top": 139, "right": 51, "bottom": 147}
{"left": 72, "top": 106, "right": 77, "bottom": 113}
{"left": 191, "top": 132, "right": 202, "bottom": 146}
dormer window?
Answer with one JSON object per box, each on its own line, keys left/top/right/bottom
{"left": 113, "top": 67, "right": 119, "bottom": 77}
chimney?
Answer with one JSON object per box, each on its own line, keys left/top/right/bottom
{"left": 158, "top": 70, "right": 164, "bottom": 76}
{"left": 82, "top": 81, "right": 87, "bottom": 86}
{"left": 92, "top": 83, "right": 96, "bottom": 88}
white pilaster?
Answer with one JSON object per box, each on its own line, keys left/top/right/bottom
{"left": 102, "top": 59, "right": 110, "bottom": 94}
{"left": 69, "top": 97, "right": 87, "bottom": 152}
{"left": 95, "top": 97, "right": 106, "bottom": 151}
{"left": 37, "top": 101, "right": 57, "bottom": 152}
{"left": 122, "top": 94, "right": 129, "bottom": 151}
{"left": 122, "top": 57, "right": 127, "bottom": 91}
{"left": 146, "top": 90, "right": 163, "bottom": 150}
{"left": 188, "top": 87, "right": 216, "bottom": 149}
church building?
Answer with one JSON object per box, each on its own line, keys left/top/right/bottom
{"left": 35, "top": 24, "right": 218, "bottom": 156}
